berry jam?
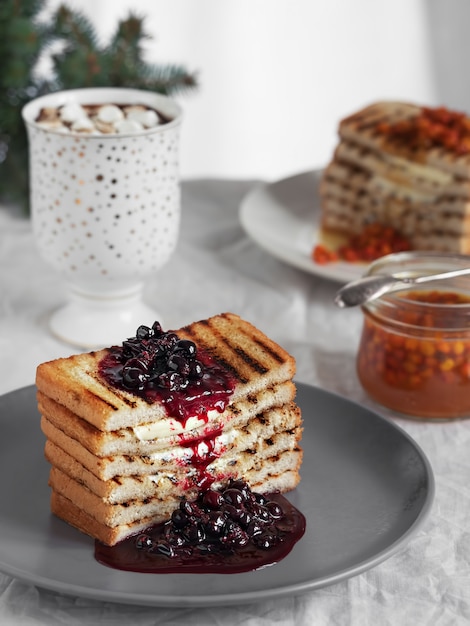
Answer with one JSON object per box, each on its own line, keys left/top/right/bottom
{"left": 177, "top": 426, "right": 225, "bottom": 490}
{"left": 99, "top": 322, "right": 236, "bottom": 426}
{"left": 95, "top": 482, "right": 306, "bottom": 574}
{"left": 96, "top": 325, "right": 305, "bottom": 573}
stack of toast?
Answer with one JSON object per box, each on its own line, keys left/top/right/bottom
{"left": 37, "top": 313, "right": 302, "bottom": 546}
{"left": 320, "top": 101, "right": 470, "bottom": 254}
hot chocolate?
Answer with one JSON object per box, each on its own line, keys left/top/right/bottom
{"left": 35, "top": 102, "right": 171, "bottom": 134}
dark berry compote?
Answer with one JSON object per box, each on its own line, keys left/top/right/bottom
{"left": 95, "top": 480, "right": 306, "bottom": 574}
{"left": 99, "top": 321, "right": 237, "bottom": 426}
{"left": 96, "top": 322, "right": 306, "bottom": 574}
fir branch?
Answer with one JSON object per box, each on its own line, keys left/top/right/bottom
{"left": 138, "top": 63, "right": 199, "bottom": 96}
{"left": 0, "top": 0, "right": 45, "bottom": 21}
{"left": 105, "top": 14, "right": 148, "bottom": 82}
{"left": 0, "top": 2, "right": 198, "bottom": 211}
{"left": 109, "top": 13, "right": 150, "bottom": 61}
{"left": 52, "top": 5, "right": 99, "bottom": 52}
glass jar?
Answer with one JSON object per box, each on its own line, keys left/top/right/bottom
{"left": 356, "top": 252, "right": 470, "bottom": 419}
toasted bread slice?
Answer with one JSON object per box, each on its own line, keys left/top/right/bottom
{"left": 37, "top": 381, "right": 296, "bottom": 457}
{"left": 48, "top": 447, "right": 303, "bottom": 533}
{"left": 51, "top": 457, "right": 303, "bottom": 547}
{"left": 36, "top": 313, "right": 296, "bottom": 432}
{"left": 41, "top": 402, "right": 302, "bottom": 481}
{"left": 45, "top": 431, "right": 302, "bottom": 507}
{"left": 38, "top": 312, "right": 302, "bottom": 547}
{"left": 44, "top": 400, "right": 302, "bottom": 488}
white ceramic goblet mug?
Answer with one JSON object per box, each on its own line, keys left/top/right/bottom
{"left": 22, "top": 88, "right": 182, "bottom": 348}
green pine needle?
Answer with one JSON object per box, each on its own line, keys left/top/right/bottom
{"left": 0, "top": 1, "right": 198, "bottom": 211}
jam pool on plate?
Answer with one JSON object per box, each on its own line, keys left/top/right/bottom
{"left": 95, "top": 481, "right": 306, "bottom": 574}
{"left": 97, "top": 323, "right": 305, "bottom": 572}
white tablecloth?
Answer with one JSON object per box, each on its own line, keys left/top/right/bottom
{"left": 0, "top": 179, "right": 469, "bottom": 625}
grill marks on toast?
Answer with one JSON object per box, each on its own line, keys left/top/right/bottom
{"left": 83, "top": 350, "right": 136, "bottom": 412}
{"left": 180, "top": 317, "right": 250, "bottom": 384}
{"left": 48, "top": 446, "right": 303, "bottom": 528}
{"left": 47, "top": 455, "right": 303, "bottom": 545}
{"left": 234, "top": 346, "right": 269, "bottom": 375}
{"left": 89, "top": 386, "right": 135, "bottom": 410}
{"left": 38, "top": 381, "right": 296, "bottom": 458}
{"left": 37, "top": 312, "right": 301, "bottom": 545}
{"left": 41, "top": 402, "right": 302, "bottom": 482}
{"left": 253, "top": 336, "right": 287, "bottom": 365}
{"left": 46, "top": 420, "right": 303, "bottom": 508}
{"left": 179, "top": 313, "right": 290, "bottom": 386}
{"left": 36, "top": 313, "right": 296, "bottom": 432}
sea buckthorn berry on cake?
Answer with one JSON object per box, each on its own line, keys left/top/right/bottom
{"left": 36, "top": 312, "right": 302, "bottom": 547}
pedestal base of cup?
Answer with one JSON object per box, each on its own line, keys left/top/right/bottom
{"left": 49, "top": 285, "right": 160, "bottom": 349}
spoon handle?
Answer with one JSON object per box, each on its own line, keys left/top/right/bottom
{"left": 335, "top": 264, "right": 470, "bottom": 308}
{"left": 412, "top": 266, "right": 470, "bottom": 284}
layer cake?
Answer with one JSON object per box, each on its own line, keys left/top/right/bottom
{"left": 320, "top": 101, "right": 470, "bottom": 254}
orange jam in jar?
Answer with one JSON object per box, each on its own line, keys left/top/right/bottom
{"left": 357, "top": 252, "right": 470, "bottom": 419}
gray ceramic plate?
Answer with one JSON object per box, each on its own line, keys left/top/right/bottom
{"left": 0, "top": 383, "right": 434, "bottom": 607}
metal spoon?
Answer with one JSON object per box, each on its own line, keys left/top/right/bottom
{"left": 334, "top": 266, "right": 470, "bottom": 308}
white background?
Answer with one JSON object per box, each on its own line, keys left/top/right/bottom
{"left": 40, "top": 0, "right": 468, "bottom": 182}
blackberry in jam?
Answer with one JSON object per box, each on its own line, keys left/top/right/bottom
{"left": 108, "top": 323, "right": 203, "bottom": 393}
{"left": 95, "top": 480, "right": 306, "bottom": 574}
{"left": 136, "top": 481, "right": 296, "bottom": 556}
{"left": 93, "top": 323, "right": 306, "bottom": 574}
{"left": 98, "top": 321, "right": 237, "bottom": 426}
